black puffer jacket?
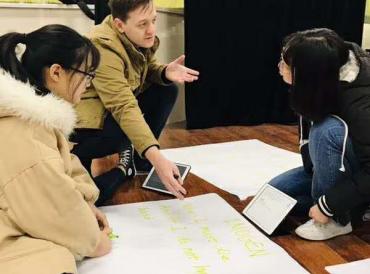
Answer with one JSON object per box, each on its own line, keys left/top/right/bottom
{"left": 300, "top": 43, "right": 370, "bottom": 220}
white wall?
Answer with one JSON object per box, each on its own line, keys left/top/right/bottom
{"left": 155, "top": 11, "right": 185, "bottom": 123}
{"left": 0, "top": 4, "right": 186, "bottom": 123}
{"left": 362, "top": 24, "right": 370, "bottom": 49}
{"left": 0, "top": 4, "right": 94, "bottom": 35}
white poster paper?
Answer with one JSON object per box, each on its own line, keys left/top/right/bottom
{"left": 78, "top": 194, "right": 308, "bottom": 274}
{"left": 162, "top": 140, "right": 302, "bottom": 199}
{"left": 326, "top": 259, "right": 370, "bottom": 274}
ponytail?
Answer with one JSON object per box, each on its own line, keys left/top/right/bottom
{"left": 0, "top": 32, "right": 30, "bottom": 83}
{"left": 0, "top": 25, "right": 100, "bottom": 95}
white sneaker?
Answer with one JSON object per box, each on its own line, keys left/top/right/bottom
{"left": 295, "top": 219, "right": 352, "bottom": 241}
{"left": 362, "top": 206, "right": 370, "bottom": 221}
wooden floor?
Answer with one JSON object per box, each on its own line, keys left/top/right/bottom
{"left": 100, "top": 122, "right": 370, "bottom": 274}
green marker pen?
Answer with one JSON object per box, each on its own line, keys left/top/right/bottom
{"left": 108, "top": 232, "right": 119, "bottom": 240}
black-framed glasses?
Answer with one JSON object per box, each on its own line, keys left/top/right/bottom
{"left": 70, "top": 67, "right": 96, "bottom": 86}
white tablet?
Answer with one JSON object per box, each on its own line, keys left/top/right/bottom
{"left": 242, "top": 184, "right": 297, "bottom": 235}
{"left": 142, "top": 163, "right": 191, "bottom": 195}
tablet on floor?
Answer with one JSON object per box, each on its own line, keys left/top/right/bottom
{"left": 142, "top": 163, "right": 191, "bottom": 195}
{"left": 243, "top": 184, "right": 297, "bottom": 235}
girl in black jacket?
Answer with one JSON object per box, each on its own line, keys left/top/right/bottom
{"left": 270, "top": 28, "right": 370, "bottom": 240}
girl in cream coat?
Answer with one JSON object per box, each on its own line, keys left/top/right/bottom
{"left": 0, "top": 25, "right": 111, "bottom": 274}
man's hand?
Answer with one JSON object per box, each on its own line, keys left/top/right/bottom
{"left": 165, "top": 55, "right": 199, "bottom": 84}
{"left": 309, "top": 204, "right": 330, "bottom": 224}
{"left": 153, "top": 157, "right": 186, "bottom": 200}
{"left": 145, "top": 146, "right": 187, "bottom": 199}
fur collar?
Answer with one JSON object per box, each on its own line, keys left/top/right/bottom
{"left": 340, "top": 50, "right": 360, "bottom": 83}
{"left": 0, "top": 70, "right": 76, "bottom": 136}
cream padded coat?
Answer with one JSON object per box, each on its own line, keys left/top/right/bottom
{"left": 0, "top": 71, "right": 101, "bottom": 274}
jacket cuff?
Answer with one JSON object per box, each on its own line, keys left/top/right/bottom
{"left": 317, "top": 195, "right": 334, "bottom": 217}
{"left": 161, "top": 66, "right": 173, "bottom": 85}
{"left": 141, "top": 144, "right": 160, "bottom": 159}
{"left": 149, "top": 64, "right": 167, "bottom": 85}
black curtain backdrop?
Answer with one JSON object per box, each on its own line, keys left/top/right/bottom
{"left": 95, "top": 0, "right": 111, "bottom": 24}
{"left": 184, "top": 0, "right": 366, "bottom": 129}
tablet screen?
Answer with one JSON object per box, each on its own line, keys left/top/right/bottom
{"left": 242, "top": 184, "right": 297, "bottom": 235}
{"left": 142, "top": 163, "right": 191, "bottom": 195}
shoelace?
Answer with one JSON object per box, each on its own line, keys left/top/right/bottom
{"left": 307, "top": 219, "right": 326, "bottom": 228}
{"left": 119, "top": 149, "right": 131, "bottom": 166}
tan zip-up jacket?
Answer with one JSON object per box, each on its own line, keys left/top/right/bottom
{"left": 75, "top": 15, "right": 169, "bottom": 156}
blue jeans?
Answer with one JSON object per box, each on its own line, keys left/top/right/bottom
{"left": 269, "top": 117, "right": 359, "bottom": 216}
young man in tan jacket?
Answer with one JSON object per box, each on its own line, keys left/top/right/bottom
{"left": 72, "top": 0, "right": 199, "bottom": 203}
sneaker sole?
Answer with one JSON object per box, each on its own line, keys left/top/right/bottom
{"left": 136, "top": 170, "right": 150, "bottom": 176}
{"left": 295, "top": 227, "right": 352, "bottom": 241}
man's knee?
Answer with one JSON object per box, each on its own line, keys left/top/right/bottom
{"left": 160, "top": 83, "right": 178, "bottom": 102}
{"left": 163, "top": 83, "right": 178, "bottom": 93}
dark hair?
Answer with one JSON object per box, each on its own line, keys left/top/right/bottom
{"left": 281, "top": 28, "right": 350, "bottom": 121}
{"left": 0, "top": 24, "right": 100, "bottom": 95}
{"left": 109, "top": 0, "right": 152, "bottom": 22}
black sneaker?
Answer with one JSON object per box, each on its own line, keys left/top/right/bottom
{"left": 118, "top": 144, "right": 136, "bottom": 177}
